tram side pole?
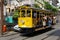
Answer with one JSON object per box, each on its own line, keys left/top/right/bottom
{"left": 0, "top": 0, "right": 4, "bottom": 36}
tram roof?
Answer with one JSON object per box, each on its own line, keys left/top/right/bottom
{"left": 29, "top": 7, "right": 53, "bottom": 12}
{"left": 17, "top": 6, "right": 54, "bottom": 13}
{"left": 26, "top": 7, "right": 54, "bottom": 13}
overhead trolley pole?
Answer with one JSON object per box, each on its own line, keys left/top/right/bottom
{"left": 0, "top": 0, "right": 4, "bottom": 36}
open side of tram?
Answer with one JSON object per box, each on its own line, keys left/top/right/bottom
{"left": 18, "top": 6, "right": 56, "bottom": 34}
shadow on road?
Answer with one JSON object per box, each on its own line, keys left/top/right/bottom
{"left": 21, "top": 28, "right": 54, "bottom": 40}
{"left": 7, "top": 28, "right": 54, "bottom": 40}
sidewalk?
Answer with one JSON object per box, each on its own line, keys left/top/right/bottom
{"left": 2, "top": 31, "right": 18, "bottom": 37}
{"left": 0, "top": 31, "right": 19, "bottom": 40}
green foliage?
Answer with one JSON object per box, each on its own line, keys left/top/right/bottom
{"left": 35, "top": 0, "right": 36, "bottom": 1}
{"left": 33, "top": 3, "right": 40, "bottom": 8}
{"left": 13, "top": 9, "right": 20, "bottom": 18}
{"left": 59, "top": 7, "right": 60, "bottom": 9}
{"left": 43, "top": 1, "right": 58, "bottom": 12}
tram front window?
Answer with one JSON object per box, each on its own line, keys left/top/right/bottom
{"left": 27, "top": 10, "right": 31, "bottom": 17}
{"left": 21, "top": 10, "right": 26, "bottom": 17}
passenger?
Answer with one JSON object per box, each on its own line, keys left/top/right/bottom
{"left": 5, "top": 15, "right": 14, "bottom": 31}
{"left": 47, "top": 16, "right": 52, "bottom": 27}
{"left": 42, "top": 19, "right": 46, "bottom": 27}
{"left": 39, "top": 18, "right": 43, "bottom": 27}
{"left": 37, "top": 17, "right": 43, "bottom": 27}
{"left": 53, "top": 16, "right": 56, "bottom": 24}
{"left": 43, "top": 15, "right": 47, "bottom": 21}
{"left": 42, "top": 15, "right": 47, "bottom": 27}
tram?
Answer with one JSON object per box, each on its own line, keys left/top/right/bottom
{"left": 18, "top": 6, "right": 56, "bottom": 34}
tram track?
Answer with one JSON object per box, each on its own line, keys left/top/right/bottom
{"left": 21, "top": 28, "right": 54, "bottom": 40}
{"left": 41, "top": 35, "right": 52, "bottom": 40}
{"left": 21, "top": 26, "right": 60, "bottom": 40}
{"left": 0, "top": 27, "right": 58, "bottom": 40}
{"left": 0, "top": 27, "right": 55, "bottom": 40}
{"left": 41, "top": 29, "right": 60, "bottom": 40}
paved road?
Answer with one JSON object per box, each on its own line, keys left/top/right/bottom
{"left": 0, "top": 16, "right": 60, "bottom": 40}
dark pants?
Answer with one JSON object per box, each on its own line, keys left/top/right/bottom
{"left": 6, "top": 23, "right": 14, "bottom": 31}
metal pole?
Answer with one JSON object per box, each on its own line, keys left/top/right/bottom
{"left": 0, "top": 0, "right": 4, "bottom": 36}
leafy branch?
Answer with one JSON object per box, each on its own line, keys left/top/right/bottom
{"left": 43, "top": 1, "right": 58, "bottom": 12}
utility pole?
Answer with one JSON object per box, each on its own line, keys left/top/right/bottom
{"left": 0, "top": 0, "right": 4, "bottom": 36}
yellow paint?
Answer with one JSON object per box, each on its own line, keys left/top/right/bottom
{"left": 18, "top": 7, "right": 33, "bottom": 28}
{"left": 18, "top": 5, "right": 54, "bottom": 30}
{"left": 18, "top": 17, "right": 33, "bottom": 28}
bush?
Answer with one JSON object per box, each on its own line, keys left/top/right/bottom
{"left": 13, "top": 9, "right": 20, "bottom": 19}
{"left": 34, "top": 3, "right": 40, "bottom": 8}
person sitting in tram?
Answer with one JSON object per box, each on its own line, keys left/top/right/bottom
{"left": 42, "top": 15, "right": 47, "bottom": 27}
{"left": 47, "top": 16, "right": 52, "bottom": 27}
{"left": 53, "top": 16, "right": 56, "bottom": 24}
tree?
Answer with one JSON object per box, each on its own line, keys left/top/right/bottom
{"left": 33, "top": 3, "right": 40, "bottom": 8}
{"left": 43, "top": 1, "right": 58, "bottom": 13}
{"left": 34, "top": 0, "right": 43, "bottom": 8}
{"left": 13, "top": 9, "right": 20, "bottom": 19}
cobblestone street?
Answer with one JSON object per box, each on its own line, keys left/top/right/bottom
{"left": 0, "top": 16, "right": 60, "bottom": 40}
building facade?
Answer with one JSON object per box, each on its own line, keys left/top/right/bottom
{"left": 52, "top": 0, "right": 58, "bottom": 7}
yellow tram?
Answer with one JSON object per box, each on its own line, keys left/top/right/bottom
{"left": 18, "top": 6, "right": 56, "bottom": 34}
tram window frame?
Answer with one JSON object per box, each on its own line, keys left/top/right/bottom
{"left": 32, "top": 11, "right": 37, "bottom": 18}
{"left": 21, "top": 9, "right": 26, "bottom": 17}
{"left": 40, "top": 13, "right": 43, "bottom": 18}
{"left": 37, "top": 12, "right": 39, "bottom": 18}
{"left": 27, "top": 9, "right": 31, "bottom": 17}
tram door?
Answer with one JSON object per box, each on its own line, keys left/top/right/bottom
{"left": 32, "top": 11, "right": 37, "bottom": 27}
{"left": 36, "top": 12, "right": 43, "bottom": 28}
{"left": 32, "top": 11, "right": 42, "bottom": 28}
{"left": 37, "top": 12, "right": 39, "bottom": 27}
